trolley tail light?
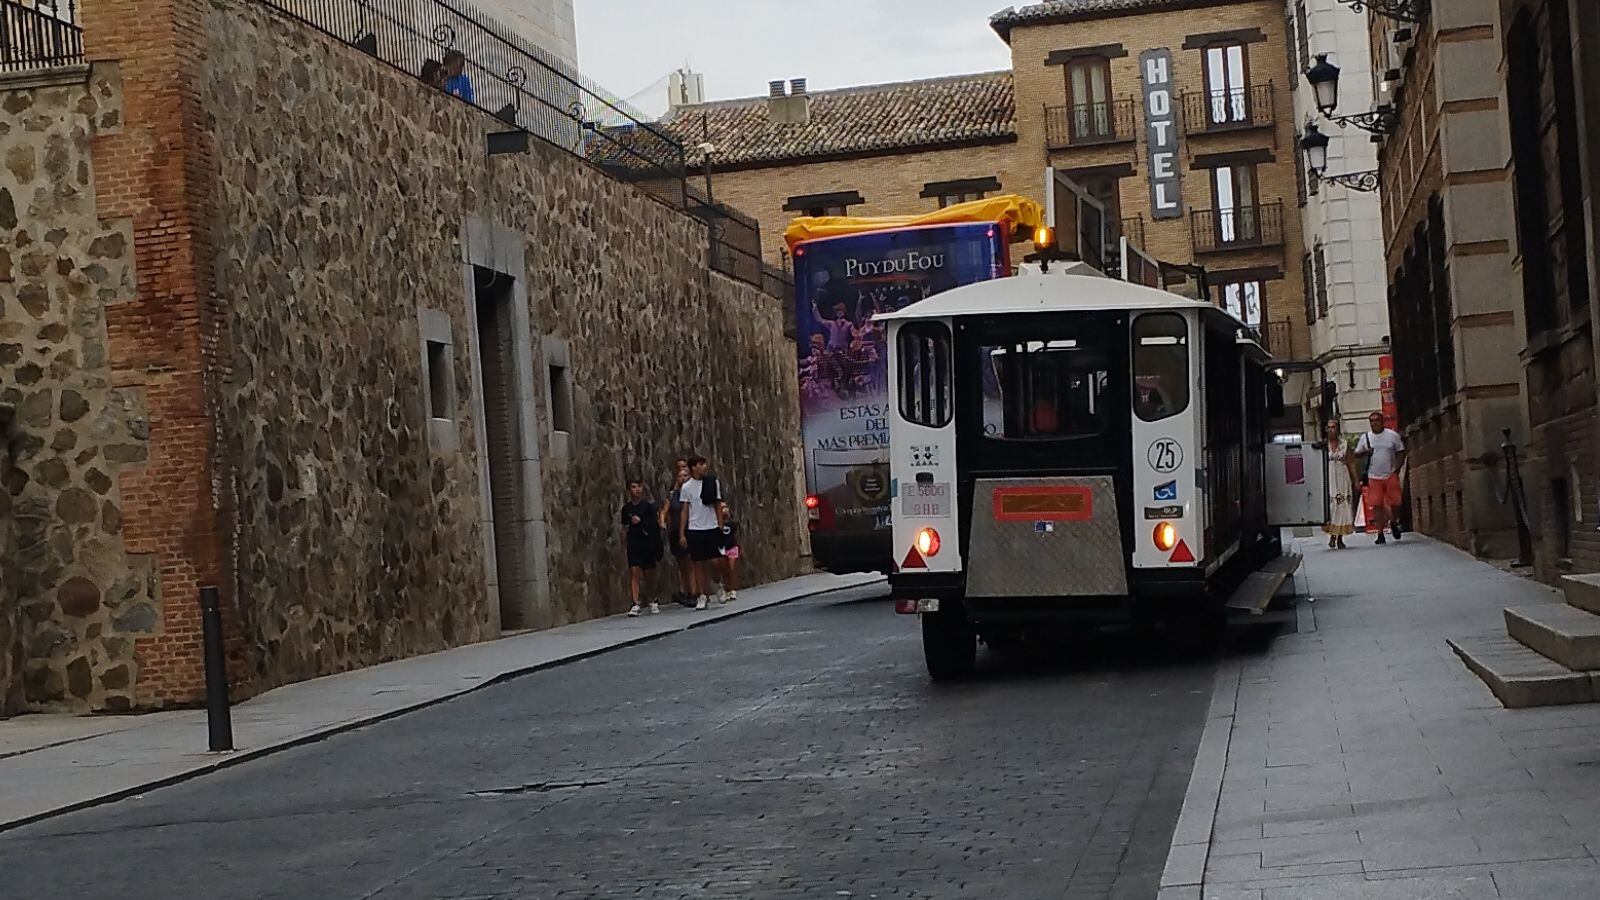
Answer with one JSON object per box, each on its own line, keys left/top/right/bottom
{"left": 895, "top": 599, "right": 942, "bottom": 615}
{"left": 915, "top": 527, "right": 941, "bottom": 557}
{"left": 1153, "top": 522, "right": 1177, "bottom": 552}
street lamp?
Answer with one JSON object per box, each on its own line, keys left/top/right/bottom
{"left": 1299, "top": 119, "right": 1383, "bottom": 192}
{"left": 1299, "top": 122, "right": 1330, "bottom": 176}
{"left": 1305, "top": 54, "right": 1341, "bottom": 116}
{"left": 1303, "top": 54, "right": 1397, "bottom": 135}
{"left": 1334, "top": 0, "right": 1426, "bottom": 24}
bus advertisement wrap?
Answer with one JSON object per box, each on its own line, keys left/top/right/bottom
{"left": 795, "top": 224, "right": 1007, "bottom": 571}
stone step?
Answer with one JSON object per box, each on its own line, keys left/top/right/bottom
{"left": 1449, "top": 634, "right": 1596, "bottom": 709}
{"left": 1504, "top": 604, "right": 1600, "bottom": 671}
{"left": 1562, "top": 573, "right": 1600, "bottom": 616}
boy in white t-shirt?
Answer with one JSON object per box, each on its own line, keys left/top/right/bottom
{"left": 1354, "top": 412, "right": 1407, "bottom": 544}
{"left": 677, "top": 456, "right": 722, "bottom": 609}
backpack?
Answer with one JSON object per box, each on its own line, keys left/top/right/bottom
{"left": 700, "top": 473, "right": 723, "bottom": 506}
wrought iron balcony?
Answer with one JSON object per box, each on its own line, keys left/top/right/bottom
{"left": 1190, "top": 200, "right": 1286, "bottom": 254}
{"left": 1045, "top": 99, "right": 1136, "bottom": 149}
{"left": 1, "top": 0, "right": 82, "bottom": 72}
{"left": 1182, "top": 83, "right": 1275, "bottom": 134}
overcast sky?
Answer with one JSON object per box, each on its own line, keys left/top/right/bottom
{"left": 574, "top": 1, "right": 1014, "bottom": 113}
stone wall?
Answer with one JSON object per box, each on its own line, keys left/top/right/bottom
{"left": 199, "top": 0, "right": 802, "bottom": 692}
{"left": 0, "top": 65, "right": 152, "bottom": 712}
{"left": 1, "top": 403, "right": 22, "bottom": 716}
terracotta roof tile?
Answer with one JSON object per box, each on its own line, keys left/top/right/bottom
{"left": 990, "top": 0, "right": 1220, "bottom": 39}
{"left": 657, "top": 71, "right": 1016, "bottom": 169}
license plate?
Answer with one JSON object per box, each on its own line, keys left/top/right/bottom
{"left": 901, "top": 482, "right": 952, "bottom": 518}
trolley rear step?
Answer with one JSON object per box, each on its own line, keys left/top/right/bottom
{"left": 1225, "top": 554, "right": 1302, "bottom": 616}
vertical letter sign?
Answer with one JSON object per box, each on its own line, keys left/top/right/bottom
{"left": 1141, "top": 49, "right": 1183, "bottom": 221}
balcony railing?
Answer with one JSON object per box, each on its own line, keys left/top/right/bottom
{"left": 1190, "top": 200, "right": 1286, "bottom": 253}
{"left": 1044, "top": 99, "right": 1136, "bottom": 149}
{"left": 1, "top": 0, "right": 82, "bottom": 72}
{"left": 1182, "top": 83, "right": 1275, "bottom": 134}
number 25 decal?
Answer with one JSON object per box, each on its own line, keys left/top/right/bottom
{"left": 1148, "top": 438, "right": 1183, "bottom": 473}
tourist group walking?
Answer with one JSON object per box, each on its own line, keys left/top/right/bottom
{"left": 620, "top": 455, "right": 740, "bottom": 616}
{"left": 1324, "top": 412, "right": 1408, "bottom": 549}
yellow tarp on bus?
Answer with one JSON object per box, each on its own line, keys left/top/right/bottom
{"left": 783, "top": 194, "right": 1045, "bottom": 252}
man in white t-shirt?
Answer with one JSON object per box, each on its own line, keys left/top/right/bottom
{"left": 677, "top": 455, "right": 723, "bottom": 609}
{"left": 1354, "top": 411, "right": 1407, "bottom": 544}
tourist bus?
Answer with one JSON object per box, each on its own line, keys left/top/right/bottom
{"left": 882, "top": 268, "right": 1327, "bottom": 678}
{"left": 788, "top": 198, "right": 1042, "bottom": 575}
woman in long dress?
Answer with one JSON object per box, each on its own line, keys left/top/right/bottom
{"left": 1324, "top": 419, "right": 1357, "bottom": 549}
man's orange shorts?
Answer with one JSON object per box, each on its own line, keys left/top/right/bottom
{"left": 1363, "top": 474, "right": 1402, "bottom": 508}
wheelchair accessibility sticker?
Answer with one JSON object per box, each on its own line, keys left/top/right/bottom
{"left": 1153, "top": 480, "right": 1178, "bottom": 501}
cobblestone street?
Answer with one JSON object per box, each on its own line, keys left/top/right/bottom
{"left": 0, "top": 585, "right": 1218, "bottom": 899}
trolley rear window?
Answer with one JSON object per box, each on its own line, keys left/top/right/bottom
{"left": 898, "top": 322, "right": 953, "bottom": 428}
{"left": 981, "top": 338, "right": 1112, "bottom": 441}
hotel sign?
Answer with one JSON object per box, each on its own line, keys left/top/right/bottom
{"left": 1140, "top": 49, "right": 1183, "bottom": 220}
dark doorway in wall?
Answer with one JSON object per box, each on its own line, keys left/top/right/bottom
{"left": 1552, "top": 477, "right": 1572, "bottom": 562}
{"left": 474, "top": 265, "right": 528, "bottom": 629}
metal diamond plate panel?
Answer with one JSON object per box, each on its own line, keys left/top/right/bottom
{"left": 966, "top": 476, "right": 1128, "bottom": 598}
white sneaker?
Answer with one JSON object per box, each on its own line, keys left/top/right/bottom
{"left": 649, "top": 601, "right": 660, "bottom": 614}
{"left": 725, "top": 591, "right": 738, "bottom": 603}
{"left": 627, "top": 604, "right": 642, "bottom": 617}
{"left": 694, "top": 596, "right": 708, "bottom": 611}
{"left": 715, "top": 585, "right": 727, "bottom": 604}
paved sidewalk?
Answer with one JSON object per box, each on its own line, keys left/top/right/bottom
{"left": 1163, "top": 534, "right": 1600, "bottom": 899}
{"left": 0, "top": 570, "right": 882, "bottom": 832}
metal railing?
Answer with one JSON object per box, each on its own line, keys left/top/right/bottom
{"left": 1044, "top": 99, "right": 1136, "bottom": 149}
{"left": 1, "top": 0, "right": 82, "bottom": 72}
{"left": 1190, "top": 200, "right": 1286, "bottom": 253}
{"left": 1181, "top": 83, "right": 1275, "bottom": 133}
{"left": 261, "top": 0, "right": 688, "bottom": 197}
{"left": 688, "top": 189, "right": 794, "bottom": 303}
{"left": 258, "top": 0, "right": 787, "bottom": 302}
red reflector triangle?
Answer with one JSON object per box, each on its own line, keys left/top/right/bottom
{"left": 901, "top": 547, "right": 927, "bottom": 569}
{"left": 1169, "top": 540, "right": 1196, "bottom": 564}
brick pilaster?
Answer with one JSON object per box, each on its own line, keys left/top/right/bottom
{"left": 83, "top": 0, "right": 235, "bottom": 706}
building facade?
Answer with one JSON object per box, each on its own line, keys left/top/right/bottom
{"left": 0, "top": 0, "right": 801, "bottom": 713}
{"left": 1491, "top": 0, "right": 1600, "bottom": 580}
{"left": 1370, "top": 0, "right": 1526, "bottom": 558}
{"left": 996, "top": 0, "right": 1313, "bottom": 419}
{"left": 658, "top": 0, "right": 1314, "bottom": 420}
{"left": 1287, "top": 0, "right": 1391, "bottom": 433}
{"left": 663, "top": 73, "right": 1026, "bottom": 267}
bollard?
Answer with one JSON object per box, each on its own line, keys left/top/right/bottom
{"left": 199, "top": 586, "right": 234, "bottom": 752}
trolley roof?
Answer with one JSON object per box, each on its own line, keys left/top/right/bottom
{"left": 876, "top": 272, "right": 1271, "bottom": 359}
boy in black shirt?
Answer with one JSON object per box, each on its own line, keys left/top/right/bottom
{"left": 620, "top": 478, "right": 662, "bottom": 616}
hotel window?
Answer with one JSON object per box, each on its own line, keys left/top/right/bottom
{"left": 1209, "top": 163, "right": 1260, "bottom": 244}
{"left": 1066, "top": 56, "right": 1113, "bottom": 139}
{"left": 1214, "top": 280, "right": 1264, "bottom": 327}
{"left": 1202, "top": 43, "right": 1250, "bottom": 125}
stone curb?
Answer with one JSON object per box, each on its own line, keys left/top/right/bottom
{"left": 0, "top": 574, "right": 886, "bottom": 834}
{"left": 1158, "top": 661, "right": 1242, "bottom": 897}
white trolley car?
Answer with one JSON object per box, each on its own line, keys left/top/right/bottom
{"left": 884, "top": 267, "right": 1324, "bottom": 679}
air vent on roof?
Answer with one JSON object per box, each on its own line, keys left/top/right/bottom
{"left": 769, "top": 80, "right": 787, "bottom": 98}
{"left": 791, "top": 78, "right": 807, "bottom": 96}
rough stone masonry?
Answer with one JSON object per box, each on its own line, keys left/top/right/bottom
{"left": 0, "top": 0, "right": 804, "bottom": 713}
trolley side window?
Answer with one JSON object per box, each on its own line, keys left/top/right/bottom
{"left": 898, "top": 322, "right": 953, "bottom": 428}
{"left": 981, "top": 339, "right": 1112, "bottom": 440}
{"left": 1133, "top": 313, "right": 1191, "bottom": 422}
